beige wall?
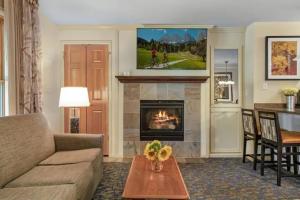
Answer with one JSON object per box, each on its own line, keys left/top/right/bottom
{"left": 40, "top": 12, "right": 61, "bottom": 132}
{"left": 42, "top": 24, "right": 122, "bottom": 156}
{"left": 58, "top": 27, "right": 121, "bottom": 156}
{"left": 244, "top": 22, "right": 300, "bottom": 106}
{"left": 243, "top": 24, "right": 255, "bottom": 108}
{"left": 39, "top": 13, "right": 246, "bottom": 156}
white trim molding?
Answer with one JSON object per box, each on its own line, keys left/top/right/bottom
{"left": 200, "top": 81, "right": 210, "bottom": 158}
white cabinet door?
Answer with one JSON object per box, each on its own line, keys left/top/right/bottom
{"left": 210, "top": 108, "right": 242, "bottom": 156}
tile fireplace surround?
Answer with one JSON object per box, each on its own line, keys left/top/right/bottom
{"left": 123, "top": 83, "right": 201, "bottom": 158}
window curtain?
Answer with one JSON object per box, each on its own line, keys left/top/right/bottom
{"left": 5, "top": 0, "right": 42, "bottom": 114}
{"left": 21, "top": 0, "right": 42, "bottom": 113}
{"left": 0, "top": 0, "right": 3, "bottom": 10}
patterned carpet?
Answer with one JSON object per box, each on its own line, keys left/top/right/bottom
{"left": 92, "top": 158, "right": 300, "bottom": 200}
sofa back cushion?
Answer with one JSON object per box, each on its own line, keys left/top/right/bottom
{"left": 0, "top": 113, "right": 55, "bottom": 187}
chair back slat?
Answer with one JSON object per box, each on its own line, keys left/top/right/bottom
{"left": 241, "top": 109, "right": 258, "bottom": 136}
{"left": 258, "top": 111, "right": 281, "bottom": 144}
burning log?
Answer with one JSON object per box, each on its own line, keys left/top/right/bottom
{"left": 148, "top": 110, "right": 178, "bottom": 130}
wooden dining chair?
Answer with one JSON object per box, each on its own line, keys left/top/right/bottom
{"left": 242, "top": 109, "right": 261, "bottom": 170}
{"left": 258, "top": 111, "right": 300, "bottom": 186}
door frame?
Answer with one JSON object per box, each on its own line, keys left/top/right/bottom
{"left": 210, "top": 45, "right": 243, "bottom": 108}
{"left": 209, "top": 45, "right": 244, "bottom": 157}
{"left": 60, "top": 40, "right": 112, "bottom": 156}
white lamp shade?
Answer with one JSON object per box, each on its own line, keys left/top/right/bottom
{"left": 59, "top": 87, "right": 90, "bottom": 107}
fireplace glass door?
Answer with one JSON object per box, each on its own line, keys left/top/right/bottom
{"left": 140, "top": 100, "right": 184, "bottom": 141}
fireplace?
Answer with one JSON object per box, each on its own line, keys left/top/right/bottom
{"left": 140, "top": 100, "right": 184, "bottom": 141}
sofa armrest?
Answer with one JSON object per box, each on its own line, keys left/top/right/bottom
{"left": 54, "top": 133, "right": 103, "bottom": 151}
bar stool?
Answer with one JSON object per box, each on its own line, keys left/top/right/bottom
{"left": 258, "top": 111, "right": 300, "bottom": 186}
{"left": 242, "top": 109, "right": 261, "bottom": 170}
{"left": 241, "top": 109, "right": 275, "bottom": 170}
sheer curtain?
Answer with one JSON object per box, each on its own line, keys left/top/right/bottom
{"left": 4, "top": 0, "right": 42, "bottom": 114}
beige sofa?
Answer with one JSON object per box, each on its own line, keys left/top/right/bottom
{"left": 0, "top": 113, "right": 103, "bottom": 200}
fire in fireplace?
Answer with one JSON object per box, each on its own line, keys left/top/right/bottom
{"left": 149, "top": 110, "right": 179, "bottom": 130}
{"left": 140, "top": 100, "right": 184, "bottom": 141}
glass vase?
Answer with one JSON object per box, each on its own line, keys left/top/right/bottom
{"left": 151, "top": 159, "right": 163, "bottom": 172}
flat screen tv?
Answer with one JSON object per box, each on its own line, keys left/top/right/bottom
{"left": 137, "top": 28, "right": 207, "bottom": 70}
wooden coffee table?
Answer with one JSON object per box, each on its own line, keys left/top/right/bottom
{"left": 122, "top": 155, "right": 189, "bottom": 200}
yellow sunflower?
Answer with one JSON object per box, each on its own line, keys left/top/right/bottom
{"left": 158, "top": 145, "right": 172, "bottom": 161}
{"left": 145, "top": 149, "right": 156, "bottom": 161}
{"left": 143, "top": 143, "right": 150, "bottom": 156}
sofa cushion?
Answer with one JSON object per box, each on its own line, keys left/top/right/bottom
{"left": 39, "top": 148, "right": 100, "bottom": 165}
{"left": 0, "top": 113, "right": 55, "bottom": 188}
{"left": 38, "top": 148, "right": 103, "bottom": 200}
{"left": 54, "top": 134, "right": 103, "bottom": 151}
{"left": 0, "top": 185, "right": 76, "bottom": 200}
{"left": 5, "top": 163, "right": 93, "bottom": 200}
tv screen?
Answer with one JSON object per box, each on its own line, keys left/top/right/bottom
{"left": 137, "top": 28, "right": 207, "bottom": 70}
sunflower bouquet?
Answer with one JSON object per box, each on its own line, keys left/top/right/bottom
{"left": 144, "top": 140, "right": 172, "bottom": 172}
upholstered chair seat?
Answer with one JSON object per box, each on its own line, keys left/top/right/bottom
{"left": 281, "top": 132, "right": 300, "bottom": 144}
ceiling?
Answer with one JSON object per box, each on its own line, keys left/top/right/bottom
{"left": 40, "top": 0, "right": 300, "bottom": 27}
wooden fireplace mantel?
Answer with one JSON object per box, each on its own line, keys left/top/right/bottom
{"left": 115, "top": 76, "right": 209, "bottom": 83}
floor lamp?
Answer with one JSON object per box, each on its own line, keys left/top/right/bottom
{"left": 59, "top": 87, "right": 90, "bottom": 133}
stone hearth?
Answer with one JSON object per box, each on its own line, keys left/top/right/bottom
{"left": 123, "top": 83, "right": 201, "bottom": 158}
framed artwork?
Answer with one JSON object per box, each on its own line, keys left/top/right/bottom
{"left": 137, "top": 28, "right": 207, "bottom": 70}
{"left": 214, "top": 72, "right": 233, "bottom": 102}
{"left": 265, "top": 36, "right": 300, "bottom": 80}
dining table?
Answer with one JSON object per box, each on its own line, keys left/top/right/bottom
{"left": 254, "top": 103, "right": 300, "bottom": 131}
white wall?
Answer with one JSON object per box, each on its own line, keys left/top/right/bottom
{"left": 243, "top": 24, "right": 255, "bottom": 108}
{"left": 210, "top": 28, "right": 245, "bottom": 48}
{"left": 244, "top": 22, "right": 300, "bottom": 105}
{"left": 40, "top": 12, "right": 61, "bottom": 132}
{"left": 57, "top": 26, "right": 122, "bottom": 156}
{"left": 40, "top": 13, "right": 247, "bottom": 157}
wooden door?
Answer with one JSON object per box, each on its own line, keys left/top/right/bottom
{"left": 86, "top": 45, "right": 109, "bottom": 155}
{"left": 64, "top": 45, "right": 87, "bottom": 133}
{"left": 64, "top": 44, "right": 109, "bottom": 155}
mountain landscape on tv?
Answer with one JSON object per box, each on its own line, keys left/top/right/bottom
{"left": 137, "top": 28, "right": 207, "bottom": 70}
{"left": 158, "top": 32, "right": 196, "bottom": 43}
